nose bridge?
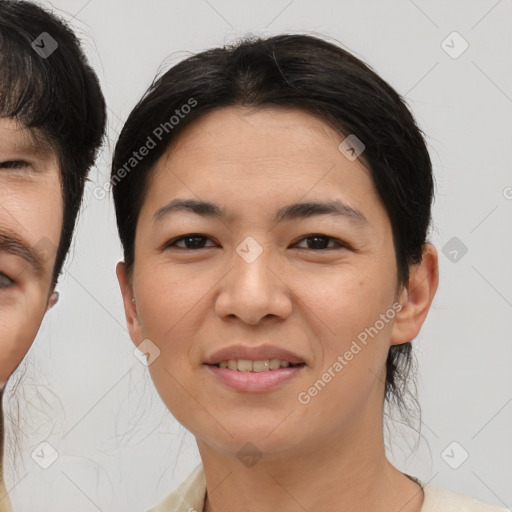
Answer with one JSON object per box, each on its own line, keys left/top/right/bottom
{"left": 235, "top": 235, "right": 272, "bottom": 292}
{"left": 215, "top": 235, "right": 291, "bottom": 324}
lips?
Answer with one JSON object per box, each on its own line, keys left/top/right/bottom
{"left": 203, "top": 345, "right": 306, "bottom": 393}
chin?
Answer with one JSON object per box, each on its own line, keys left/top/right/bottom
{"left": 196, "top": 418, "right": 304, "bottom": 459}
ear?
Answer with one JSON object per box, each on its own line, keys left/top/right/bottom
{"left": 116, "top": 261, "right": 143, "bottom": 347}
{"left": 390, "top": 243, "right": 439, "bottom": 346}
{"left": 46, "top": 290, "right": 59, "bottom": 312}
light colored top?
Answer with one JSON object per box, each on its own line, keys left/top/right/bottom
{"left": 0, "top": 478, "right": 12, "bottom": 512}
{"left": 148, "top": 464, "right": 510, "bottom": 512}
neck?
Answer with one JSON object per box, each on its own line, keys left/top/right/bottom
{"left": 197, "top": 401, "right": 423, "bottom": 512}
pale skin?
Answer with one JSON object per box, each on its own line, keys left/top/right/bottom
{"left": 0, "top": 118, "right": 61, "bottom": 387}
{"left": 117, "top": 106, "right": 439, "bottom": 512}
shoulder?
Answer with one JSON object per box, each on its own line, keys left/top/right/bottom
{"left": 148, "top": 468, "right": 510, "bottom": 512}
{"left": 421, "top": 482, "right": 510, "bottom": 512}
{"left": 147, "top": 464, "right": 206, "bottom": 512}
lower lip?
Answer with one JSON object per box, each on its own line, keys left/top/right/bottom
{"left": 205, "top": 364, "right": 305, "bottom": 393}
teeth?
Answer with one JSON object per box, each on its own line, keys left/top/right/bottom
{"left": 238, "top": 359, "right": 253, "bottom": 372}
{"left": 252, "top": 360, "right": 269, "bottom": 372}
{"left": 217, "top": 359, "right": 300, "bottom": 372}
{"left": 269, "top": 359, "right": 281, "bottom": 370}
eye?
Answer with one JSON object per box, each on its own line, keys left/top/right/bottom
{"left": 164, "top": 233, "right": 348, "bottom": 251}
{"left": 0, "top": 160, "right": 29, "bottom": 170}
{"left": 293, "top": 234, "right": 347, "bottom": 250}
{"left": 0, "top": 272, "right": 15, "bottom": 289}
{"left": 165, "top": 234, "right": 216, "bottom": 250}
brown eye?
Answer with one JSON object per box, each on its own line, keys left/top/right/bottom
{"left": 166, "top": 234, "right": 216, "bottom": 250}
{"left": 294, "top": 235, "right": 346, "bottom": 250}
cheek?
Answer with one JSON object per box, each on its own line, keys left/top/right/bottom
{"left": 133, "top": 263, "right": 205, "bottom": 361}
{"left": 300, "top": 260, "right": 397, "bottom": 393}
{"left": 0, "top": 296, "right": 46, "bottom": 384}
{"left": 133, "top": 265, "right": 224, "bottom": 427}
{"left": 299, "top": 261, "right": 396, "bottom": 339}
{"left": 128, "top": 256, "right": 209, "bottom": 429}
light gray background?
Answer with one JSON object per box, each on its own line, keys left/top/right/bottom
{"left": 3, "top": 1, "right": 511, "bottom": 511}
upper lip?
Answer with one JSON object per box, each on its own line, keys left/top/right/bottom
{"left": 204, "top": 345, "right": 305, "bottom": 365}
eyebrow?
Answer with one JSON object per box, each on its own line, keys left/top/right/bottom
{"left": 0, "top": 231, "right": 46, "bottom": 277}
{"left": 153, "top": 198, "right": 368, "bottom": 225}
{"left": 0, "top": 127, "right": 54, "bottom": 165}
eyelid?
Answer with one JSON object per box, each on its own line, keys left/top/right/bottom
{"left": 164, "top": 233, "right": 349, "bottom": 250}
{"left": 0, "top": 272, "right": 15, "bottom": 289}
{"left": 0, "top": 160, "right": 30, "bottom": 170}
{"left": 293, "top": 234, "right": 348, "bottom": 249}
{"left": 164, "top": 233, "right": 217, "bottom": 249}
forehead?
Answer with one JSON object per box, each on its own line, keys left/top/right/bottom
{"left": 166, "top": 106, "right": 346, "bottom": 165}
{"left": 145, "top": 106, "right": 384, "bottom": 222}
{"left": 0, "top": 117, "right": 54, "bottom": 158}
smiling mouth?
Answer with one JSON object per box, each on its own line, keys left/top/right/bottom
{"left": 210, "top": 359, "right": 305, "bottom": 373}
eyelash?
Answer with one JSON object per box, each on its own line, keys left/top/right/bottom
{"left": 0, "top": 160, "right": 29, "bottom": 170}
{"left": 165, "top": 233, "right": 348, "bottom": 251}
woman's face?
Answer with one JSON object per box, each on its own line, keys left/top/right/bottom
{"left": 119, "top": 106, "right": 431, "bottom": 459}
{"left": 0, "top": 118, "right": 62, "bottom": 387}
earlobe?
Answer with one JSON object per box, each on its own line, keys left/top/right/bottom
{"left": 116, "top": 261, "right": 143, "bottom": 345}
{"left": 46, "top": 290, "right": 59, "bottom": 311}
{"left": 390, "top": 243, "right": 439, "bottom": 346}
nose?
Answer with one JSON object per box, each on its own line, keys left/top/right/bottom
{"left": 214, "top": 242, "right": 293, "bottom": 326}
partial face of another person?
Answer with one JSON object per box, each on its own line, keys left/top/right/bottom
{"left": 0, "top": 118, "right": 62, "bottom": 387}
{"left": 118, "top": 106, "right": 436, "bottom": 459}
